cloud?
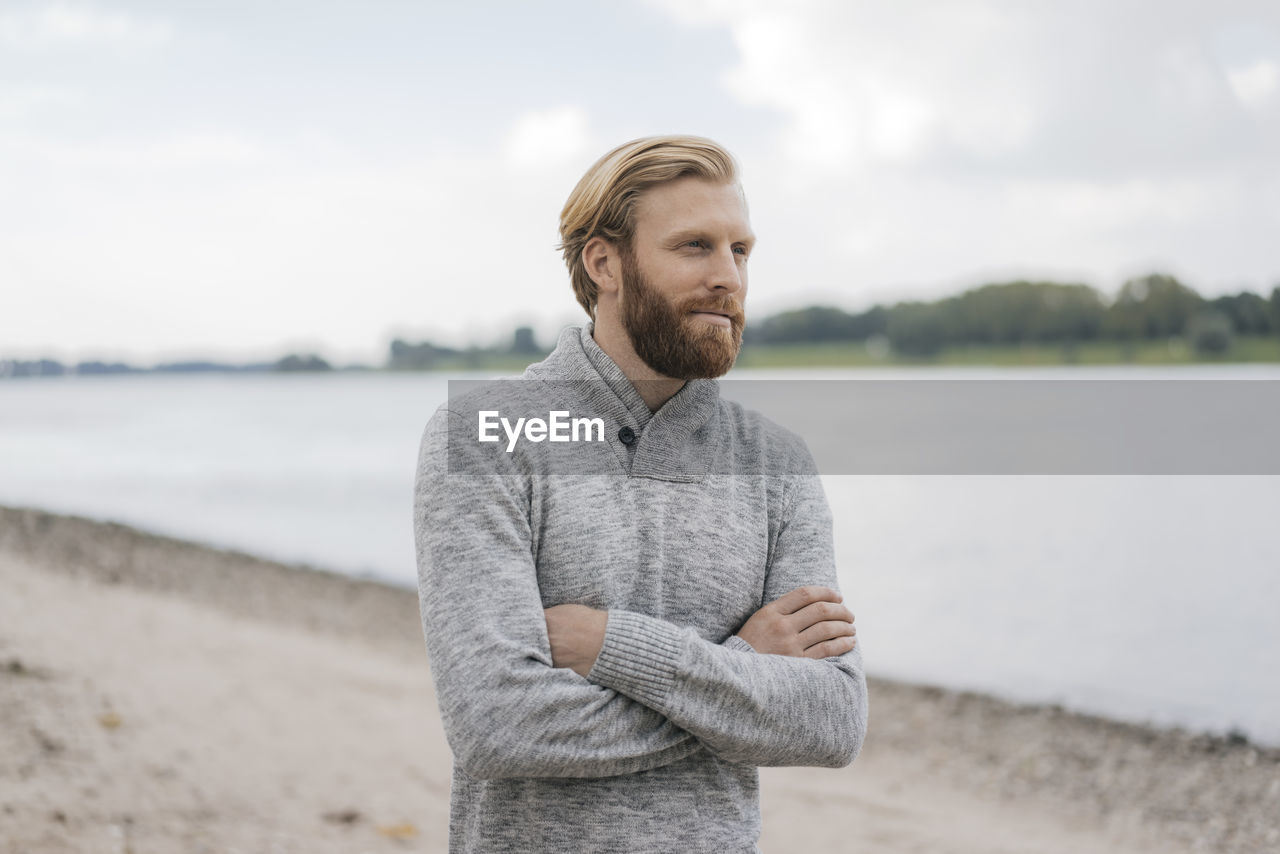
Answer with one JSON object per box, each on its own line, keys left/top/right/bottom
{"left": 651, "top": 0, "right": 1280, "bottom": 180}
{"left": 0, "top": 84, "right": 79, "bottom": 120}
{"left": 0, "top": 123, "right": 589, "bottom": 360}
{"left": 0, "top": 130, "right": 269, "bottom": 169}
{"left": 0, "top": 2, "right": 171, "bottom": 49}
{"left": 1227, "top": 58, "right": 1279, "bottom": 108}
{"left": 503, "top": 106, "right": 591, "bottom": 170}
{"left": 652, "top": 0, "right": 1041, "bottom": 175}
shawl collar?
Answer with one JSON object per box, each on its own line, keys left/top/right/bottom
{"left": 524, "top": 325, "right": 722, "bottom": 482}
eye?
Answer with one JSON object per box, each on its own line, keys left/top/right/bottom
{"left": 733, "top": 245, "right": 749, "bottom": 256}
{"left": 686, "top": 240, "right": 704, "bottom": 249}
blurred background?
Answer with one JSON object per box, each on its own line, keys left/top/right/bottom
{"left": 2, "top": 1, "right": 1278, "bottom": 746}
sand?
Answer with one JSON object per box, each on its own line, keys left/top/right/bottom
{"left": 2, "top": 505, "right": 1277, "bottom": 854}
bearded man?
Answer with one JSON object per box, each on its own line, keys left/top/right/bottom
{"left": 414, "top": 135, "right": 867, "bottom": 854}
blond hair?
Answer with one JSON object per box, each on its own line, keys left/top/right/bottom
{"left": 558, "top": 135, "right": 739, "bottom": 318}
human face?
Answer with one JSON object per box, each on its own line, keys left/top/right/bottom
{"left": 618, "top": 177, "right": 754, "bottom": 380}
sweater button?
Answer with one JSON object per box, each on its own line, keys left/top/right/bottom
{"left": 618, "top": 426, "right": 637, "bottom": 446}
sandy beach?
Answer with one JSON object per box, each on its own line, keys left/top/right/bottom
{"left": 2, "top": 505, "right": 1277, "bottom": 854}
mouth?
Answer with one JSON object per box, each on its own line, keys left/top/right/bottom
{"left": 689, "top": 310, "right": 735, "bottom": 329}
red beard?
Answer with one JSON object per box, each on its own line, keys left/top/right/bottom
{"left": 619, "top": 250, "right": 744, "bottom": 380}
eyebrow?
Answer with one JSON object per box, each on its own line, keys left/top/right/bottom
{"left": 666, "top": 229, "right": 757, "bottom": 247}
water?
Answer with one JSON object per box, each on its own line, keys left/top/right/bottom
{"left": 829, "top": 474, "right": 1280, "bottom": 743}
{"left": 1, "top": 368, "right": 1277, "bottom": 745}
{"left": 0, "top": 372, "right": 444, "bottom": 577}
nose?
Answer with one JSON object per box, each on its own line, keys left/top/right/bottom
{"left": 707, "top": 246, "right": 745, "bottom": 295}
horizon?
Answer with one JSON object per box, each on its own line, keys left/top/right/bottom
{"left": 6, "top": 273, "right": 1279, "bottom": 372}
{"left": 5, "top": 271, "right": 1279, "bottom": 369}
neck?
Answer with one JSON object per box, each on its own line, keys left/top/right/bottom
{"left": 591, "top": 314, "right": 685, "bottom": 412}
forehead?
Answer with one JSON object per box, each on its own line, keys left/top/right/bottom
{"left": 632, "top": 176, "right": 753, "bottom": 241}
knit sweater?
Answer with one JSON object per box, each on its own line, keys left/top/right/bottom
{"left": 414, "top": 325, "right": 868, "bottom": 853}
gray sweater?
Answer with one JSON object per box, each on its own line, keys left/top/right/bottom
{"left": 414, "top": 325, "right": 868, "bottom": 853}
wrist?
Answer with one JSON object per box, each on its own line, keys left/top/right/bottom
{"left": 587, "top": 610, "right": 683, "bottom": 707}
{"left": 545, "top": 603, "right": 608, "bottom": 677}
{"left": 574, "top": 607, "right": 609, "bottom": 676}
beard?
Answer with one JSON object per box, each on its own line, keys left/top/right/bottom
{"left": 618, "top": 250, "right": 745, "bottom": 380}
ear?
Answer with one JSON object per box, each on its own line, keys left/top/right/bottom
{"left": 582, "top": 236, "right": 622, "bottom": 296}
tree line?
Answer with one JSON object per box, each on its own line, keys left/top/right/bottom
{"left": 0, "top": 355, "right": 335, "bottom": 379}
{"left": 743, "top": 274, "right": 1280, "bottom": 357}
{"left": 7, "top": 274, "right": 1279, "bottom": 378}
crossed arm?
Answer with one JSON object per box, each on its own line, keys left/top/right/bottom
{"left": 542, "top": 578, "right": 865, "bottom": 768}
{"left": 545, "top": 585, "right": 858, "bottom": 676}
{"left": 415, "top": 409, "right": 868, "bottom": 780}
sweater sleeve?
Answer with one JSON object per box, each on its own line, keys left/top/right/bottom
{"left": 586, "top": 472, "right": 869, "bottom": 769}
{"left": 414, "top": 408, "right": 702, "bottom": 780}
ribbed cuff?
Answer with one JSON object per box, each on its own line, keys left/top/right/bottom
{"left": 587, "top": 609, "right": 684, "bottom": 710}
{"left": 723, "top": 635, "right": 757, "bottom": 654}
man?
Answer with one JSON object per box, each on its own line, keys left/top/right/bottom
{"left": 415, "top": 135, "right": 867, "bottom": 853}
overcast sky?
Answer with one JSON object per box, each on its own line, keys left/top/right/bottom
{"left": 3, "top": 0, "right": 1278, "bottom": 364}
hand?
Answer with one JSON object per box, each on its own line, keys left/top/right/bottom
{"left": 544, "top": 604, "right": 609, "bottom": 678}
{"left": 736, "top": 586, "right": 857, "bottom": 659}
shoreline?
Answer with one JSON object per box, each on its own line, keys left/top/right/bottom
{"left": 6, "top": 334, "right": 1280, "bottom": 379}
{"left": 2, "top": 504, "right": 1271, "bottom": 751}
{"left": 3, "top": 504, "right": 1278, "bottom": 852}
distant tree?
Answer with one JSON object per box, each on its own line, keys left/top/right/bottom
{"left": 389, "top": 338, "right": 414, "bottom": 368}
{"left": 5, "top": 359, "right": 68, "bottom": 377}
{"left": 1271, "top": 286, "right": 1280, "bottom": 337}
{"left": 748, "top": 306, "right": 865, "bottom": 344}
{"left": 1187, "top": 311, "right": 1234, "bottom": 356}
{"left": 940, "top": 281, "right": 1106, "bottom": 344}
{"left": 1104, "top": 274, "right": 1204, "bottom": 340}
{"left": 1047, "top": 284, "right": 1110, "bottom": 341}
{"left": 886, "top": 302, "right": 946, "bottom": 356}
{"left": 511, "top": 326, "right": 541, "bottom": 355}
{"left": 388, "top": 338, "right": 459, "bottom": 370}
{"left": 1, "top": 359, "right": 65, "bottom": 378}
{"left": 153, "top": 361, "right": 266, "bottom": 373}
{"left": 275, "top": 354, "right": 332, "bottom": 372}
{"left": 848, "top": 305, "right": 890, "bottom": 340}
{"left": 1210, "top": 292, "right": 1273, "bottom": 335}
{"left": 75, "top": 361, "right": 136, "bottom": 375}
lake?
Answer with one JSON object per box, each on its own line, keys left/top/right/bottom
{"left": 1, "top": 366, "right": 1277, "bottom": 745}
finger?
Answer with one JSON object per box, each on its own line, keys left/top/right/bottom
{"left": 803, "top": 635, "right": 858, "bottom": 660}
{"left": 771, "top": 585, "right": 842, "bottom": 616}
{"left": 798, "top": 619, "right": 856, "bottom": 649}
{"left": 789, "top": 601, "right": 853, "bottom": 629}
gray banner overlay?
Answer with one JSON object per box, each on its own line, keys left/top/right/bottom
{"left": 446, "top": 379, "right": 1280, "bottom": 475}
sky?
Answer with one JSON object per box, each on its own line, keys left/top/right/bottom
{"left": 2, "top": 0, "right": 1278, "bottom": 365}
